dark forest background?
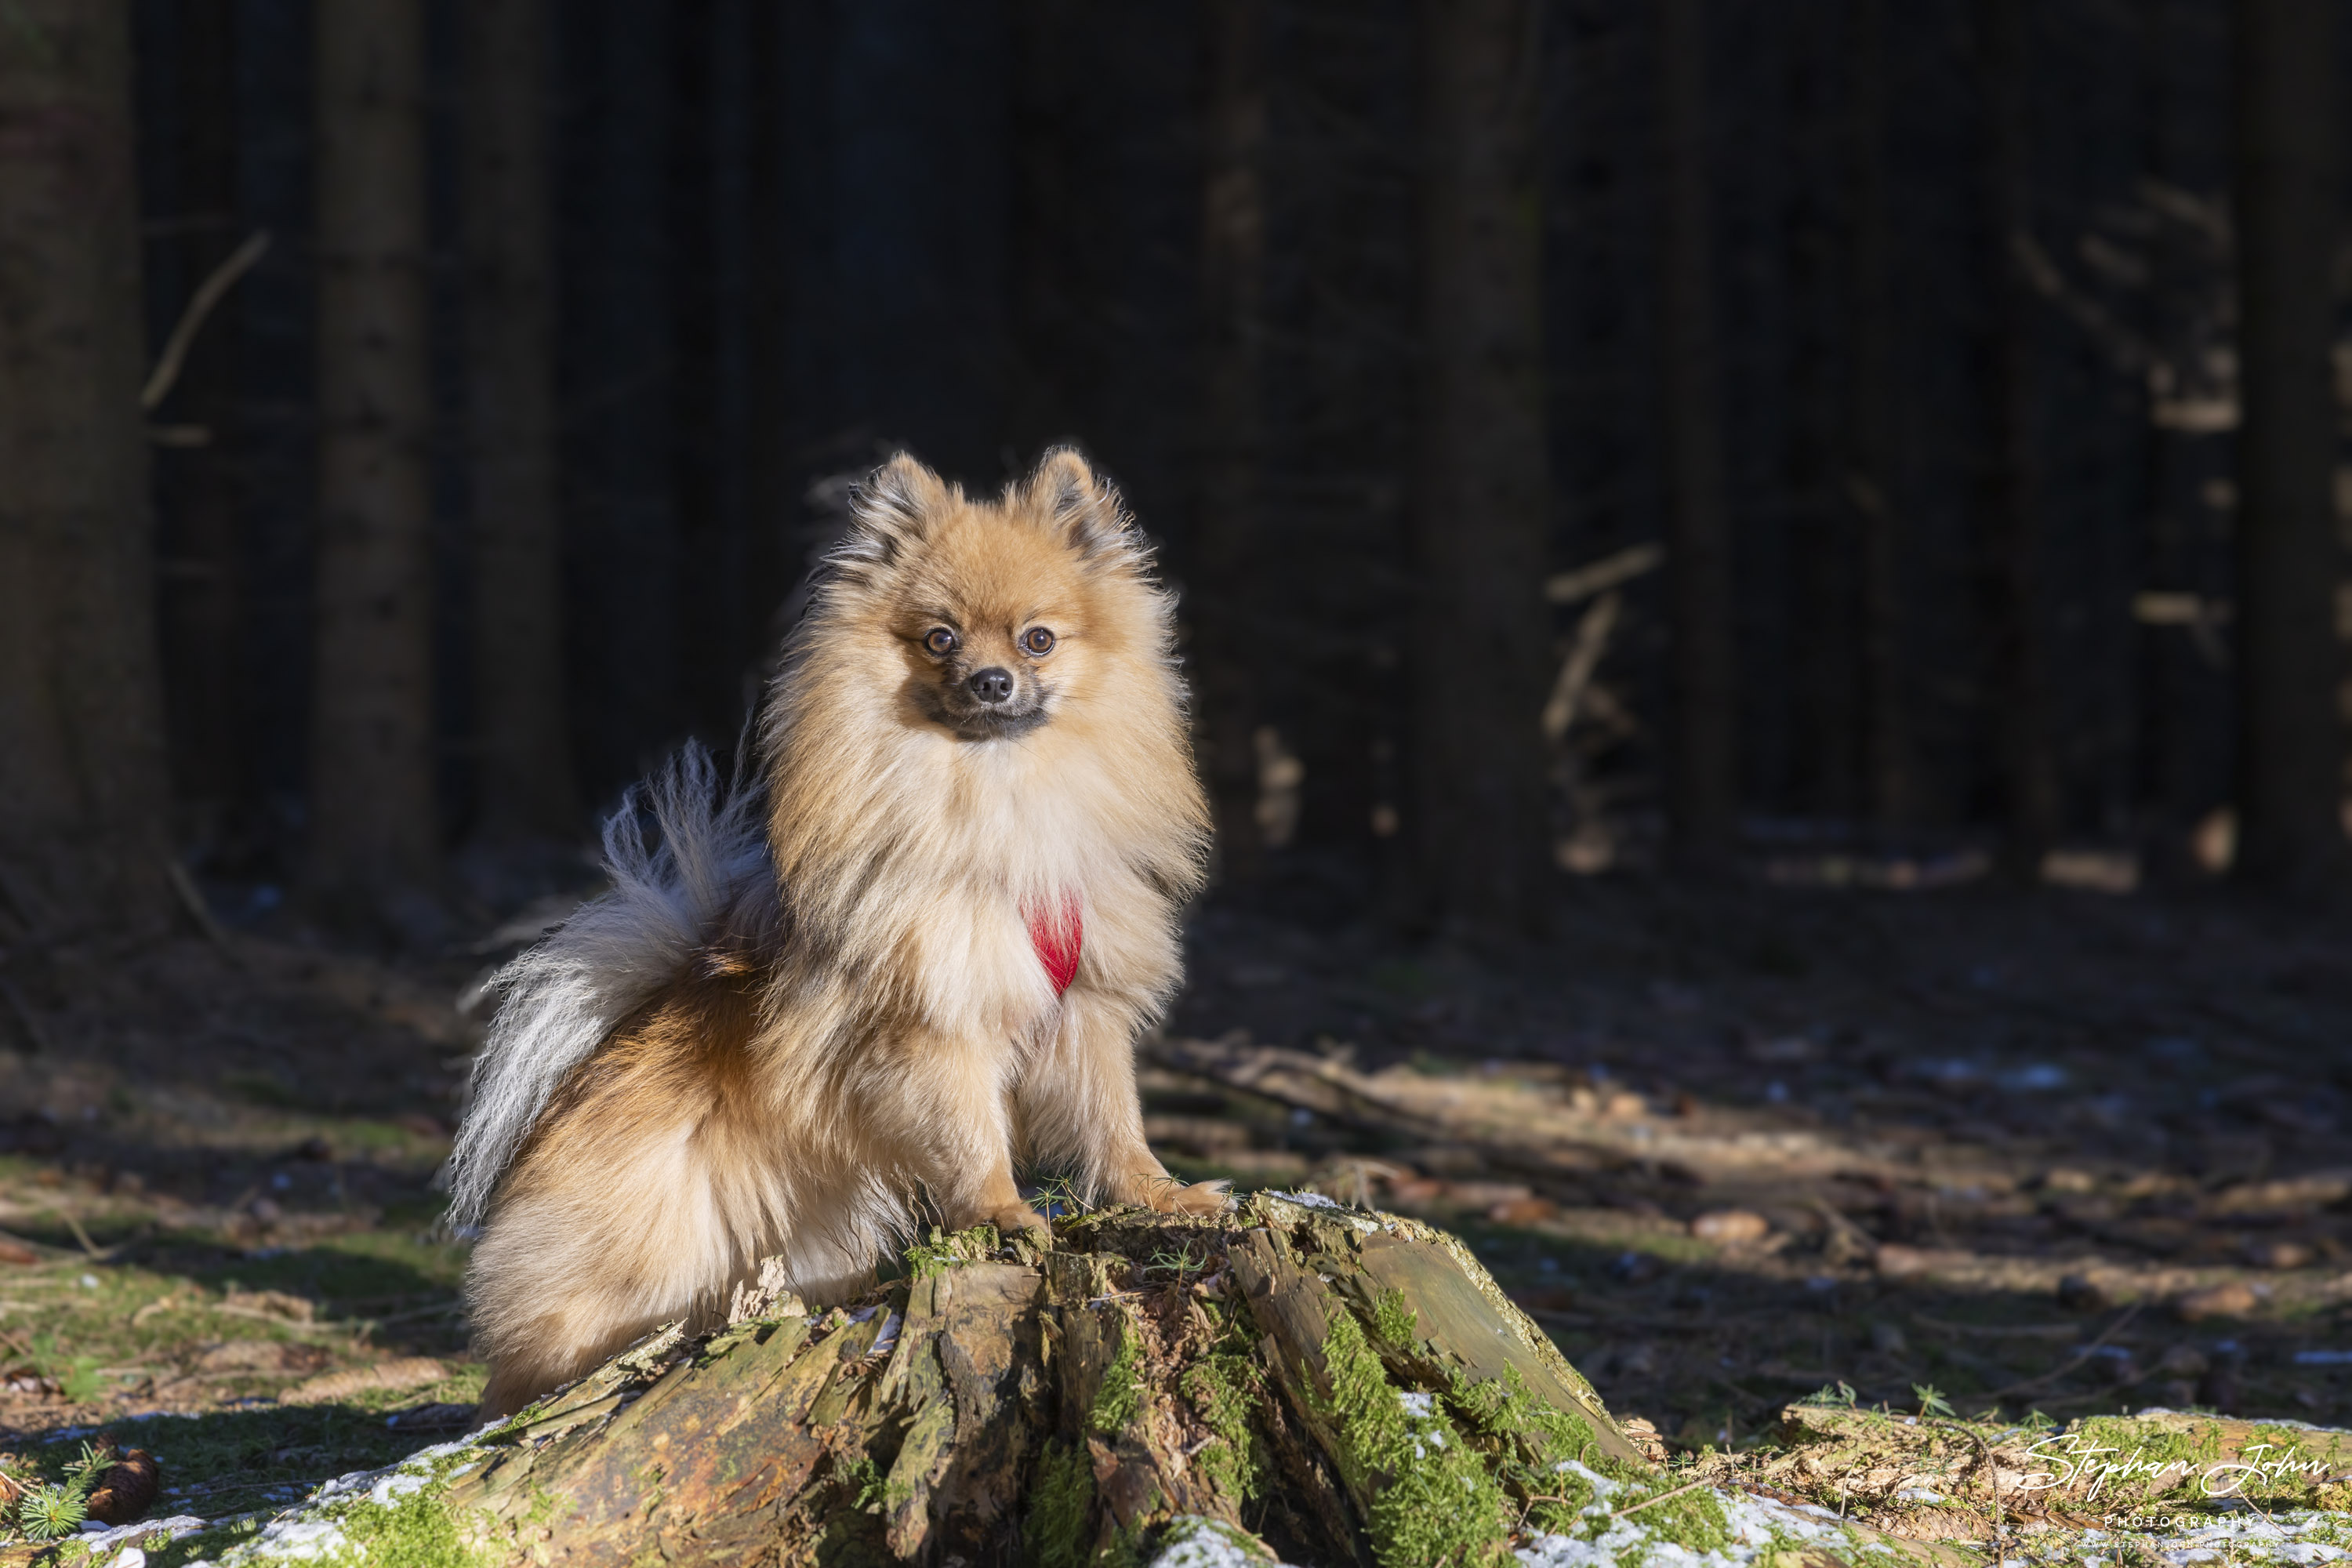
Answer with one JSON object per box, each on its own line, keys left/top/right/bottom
{"left": 4, "top": 0, "right": 2349, "bottom": 953}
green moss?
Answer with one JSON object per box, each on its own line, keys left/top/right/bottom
{"left": 1179, "top": 1352, "right": 1267, "bottom": 1506}
{"left": 148, "top": 1450, "right": 493, "bottom": 1568}
{"left": 1603, "top": 1470, "right": 1732, "bottom": 1555}
{"left": 318, "top": 1479, "right": 488, "bottom": 1568}
{"left": 1444, "top": 1363, "right": 1730, "bottom": 1554}
{"left": 1368, "top": 1287, "right": 1417, "bottom": 1350}
{"left": 842, "top": 1453, "right": 888, "bottom": 1512}
{"left": 1091, "top": 1315, "right": 1146, "bottom": 1436}
{"left": 904, "top": 1223, "right": 1004, "bottom": 1280}
{"left": 1446, "top": 1365, "right": 1602, "bottom": 1534}
{"left": 1025, "top": 1438, "right": 1097, "bottom": 1568}
{"left": 1447, "top": 1363, "right": 1593, "bottom": 1457}
{"left": 1149, "top": 1517, "right": 1276, "bottom": 1564}
{"left": 1098, "top": 1519, "right": 1145, "bottom": 1568}
{"left": 149, "top": 1515, "right": 267, "bottom": 1568}
{"left": 1315, "top": 1302, "right": 1512, "bottom": 1568}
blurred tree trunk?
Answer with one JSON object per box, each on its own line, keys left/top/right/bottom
{"left": 1973, "top": 0, "right": 2060, "bottom": 875}
{"left": 0, "top": 0, "right": 176, "bottom": 938}
{"left": 310, "top": 0, "right": 441, "bottom": 921}
{"left": 670, "top": 0, "right": 733, "bottom": 749}
{"left": 158, "top": 0, "right": 249, "bottom": 865}
{"left": 742, "top": 0, "right": 789, "bottom": 673}
{"left": 463, "top": 0, "right": 579, "bottom": 848}
{"left": 1846, "top": 0, "right": 1914, "bottom": 833}
{"left": 1657, "top": 0, "right": 1739, "bottom": 865}
{"left": 2230, "top": 0, "right": 2343, "bottom": 887}
{"left": 1194, "top": 0, "right": 1268, "bottom": 887}
{"left": 1413, "top": 0, "right": 1553, "bottom": 932}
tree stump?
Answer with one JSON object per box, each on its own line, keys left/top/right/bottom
{"left": 443, "top": 1192, "right": 1670, "bottom": 1566}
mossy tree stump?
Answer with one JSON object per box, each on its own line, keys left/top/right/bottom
{"left": 444, "top": 1192, "right": 1668, "bottom": 1566}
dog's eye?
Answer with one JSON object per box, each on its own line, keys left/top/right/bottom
{"left": 924, "top": 627, "right": 957, "bottom": 657}
{"left": 1022, "top": 626, "right": 1056, "bottom": 656}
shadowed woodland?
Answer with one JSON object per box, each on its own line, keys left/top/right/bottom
{"left": 2, "top": 0, "right": 2351, "bottom": 1560}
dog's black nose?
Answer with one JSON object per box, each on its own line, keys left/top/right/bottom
{"left": 968, "top": 666, "right": 1014, "bottom": 704}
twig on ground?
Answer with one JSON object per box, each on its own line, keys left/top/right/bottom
{"left": 1927, "top": 1418, "right": 2007, "bottom": 1552}
{"left": 49, "top": 1210, "right": 103, "bottom": 1259}
{"left": 1981, "top": 1301, "right": 2143, "bottom": 1403}
{"left": 1612, "top": 1476, "right": 1715, "bottom": 1518}
{"left": 2022, "top": 1374, "right": 2154, "bottom": 1412}
{"left": 1912, "top": 1315, "right": 2077, "bottom": 1341}
{"left": 357, "top": 1300, "right": 465, "bottom": 1328}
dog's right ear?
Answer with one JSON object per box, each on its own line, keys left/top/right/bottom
{"left": 841, "top": 452, "right": 949, "bottom": 568}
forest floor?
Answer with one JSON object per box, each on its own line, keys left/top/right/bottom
{"left": 0, "top": 873, "right": 2345, "bottom": 1539}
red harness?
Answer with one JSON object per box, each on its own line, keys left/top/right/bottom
{"left": 1025, "top": 894, "right": 1083, "bottom": 996}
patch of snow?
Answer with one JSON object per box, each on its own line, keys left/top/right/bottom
{"left": 2107, "top": 1511, "right": 2352, "bottom": 1567}
{"left": 1519, "top": 1487, "right": 1897, "bottom": 1568}
{"left": 1148, "top": 1515, "right": 1294, "bottom": 1568}
{"left": 165, "top": 1429, "right": 502, "bottom": 1565}
{"left": 76, "top": 1516, "right": 209, "bottom": 1552}
{"left": 241, "top": 1516, "right": 350, "bottom": 1562}
{"left": 1548, "top": 1457, "right": 1625, "bottom": 1501}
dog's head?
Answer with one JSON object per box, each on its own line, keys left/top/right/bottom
{"left": 811, "top": 448, "right": 1166, "bottom": 742}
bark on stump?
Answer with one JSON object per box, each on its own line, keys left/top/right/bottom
{"left": 445, "top": 1192, "right": 1657, "bottom": 1566}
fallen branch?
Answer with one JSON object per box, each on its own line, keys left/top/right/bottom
{"left": 1980, "top": 1301, "right": 2143, "bottom": 1403}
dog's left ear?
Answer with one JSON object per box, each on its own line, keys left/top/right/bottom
{"left": 1028, "top": 448, "right": 1134, "bottom": 564}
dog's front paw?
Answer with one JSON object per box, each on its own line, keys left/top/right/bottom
{"left": 1149, "top": 1177, "right": 1234, "bottom": 1216}
{"left": 987, "top": 1201, "right": 1051, "bottom": 1236}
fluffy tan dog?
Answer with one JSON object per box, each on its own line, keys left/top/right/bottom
{"left": 446, "top": 450, "right": 1221, "bottom": 1417}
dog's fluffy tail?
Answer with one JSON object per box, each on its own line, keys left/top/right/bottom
{"left": 443, "top": 742, "right": 770, "bottom": 1228}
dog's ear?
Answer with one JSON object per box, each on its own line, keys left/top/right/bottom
{"left": 842, "top": 452, "right": 949, "bottom": 568}
{"left": 1028, "top": 447, "right": 1135, "bottom": 564}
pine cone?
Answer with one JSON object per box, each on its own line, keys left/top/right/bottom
{"left": 86, "top": 1448, "right": 159, "bottom": 1526}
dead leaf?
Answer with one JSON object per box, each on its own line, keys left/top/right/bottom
{"left": 1692, "top": 1209, "right": 1772, "bottom": 1244}
{"left": 278, "top": 1356, "right": 448, "bottom": 1406}
{"left": 2175, "top": 1281, "right": 2259, "bottom": 1321}
{"left": 2243, "top": 1239, "right": 2315, "bottom": 1270}
{"left": 220, "top": 1289, "right": 316, "bottom": 1324}
{"left": 196, "top": 1340, "right": 297, "bottom": 1373}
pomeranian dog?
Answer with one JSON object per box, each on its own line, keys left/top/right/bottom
{"left": 445, "top": 449, "right": 1223, "bottom": 1417}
